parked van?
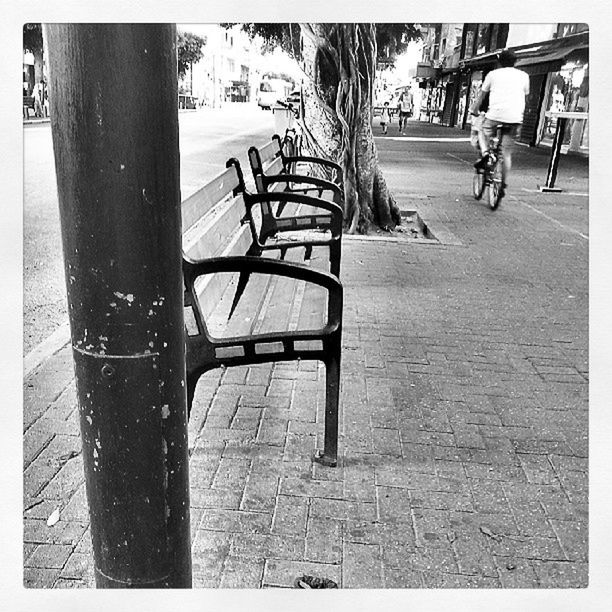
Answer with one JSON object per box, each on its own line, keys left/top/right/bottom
{"left": 257, "top": 78, "right": 291, "bottom": 110}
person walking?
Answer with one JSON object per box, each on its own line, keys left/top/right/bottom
{"left": 379, "top": 101, "right": 391, "bottom": 134}
{"left": 33, "top": 79, "right": 45, "bottom": 118}
{"left": 397, "top": 89, "right": 413, "bottom": 135}
{"left": 471, "top": 49, "right": 530, "bottom": 198}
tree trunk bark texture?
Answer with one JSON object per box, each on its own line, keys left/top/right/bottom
{"left": 300, "top": 24, "right": 401, "bottom": 234}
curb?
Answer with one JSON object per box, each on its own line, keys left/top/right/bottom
{"left": 24, "top": 321, "right": 71, "bottom": 379}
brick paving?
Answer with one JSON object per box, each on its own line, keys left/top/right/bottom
{"left": 22, "top": 119, "right": 589, "bottom": 589}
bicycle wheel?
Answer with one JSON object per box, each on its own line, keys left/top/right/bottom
{"left": 487, "top": 158, "right": 503, "bottom": 210}
{"left": 472, "top": 169, "right": 485, "bottom": 200}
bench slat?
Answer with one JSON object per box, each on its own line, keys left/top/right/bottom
{"left": 256, "top": 139, "right": 279, "bottom": 165}
{"left": 181, "top": 165, "right": 240, "bottom": 234}
{"left": 263, "top": 156, "right": 284, "bottom": 176}
{"left": 183, "top": 194, "right": 247, "bottom": 262}
{"left": 193, "top": 225, "right": 253, "bottom": 321}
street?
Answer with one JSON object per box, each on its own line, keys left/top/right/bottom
{"left": 23, "top": 103, "right": 276, "bottom": 355}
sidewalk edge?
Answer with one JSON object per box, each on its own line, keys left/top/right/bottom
{"left": 24, "top": 322, "right": 71, "bottom": 379}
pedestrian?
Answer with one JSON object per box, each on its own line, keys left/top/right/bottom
{"left": 379, "top": 101, "right": 391, "bottom": 134}
{"left": 471, "top": 49, "right": 530, "bottom": 198}
{"left": 397, "top": 89, "right": 413, "bottom": 135}
{"left": 33, "top": 79, "right": 44, "bottom": 118}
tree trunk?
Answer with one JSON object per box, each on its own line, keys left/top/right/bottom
{"left": 299, "top": 23, "right": 401, "bottom": 234}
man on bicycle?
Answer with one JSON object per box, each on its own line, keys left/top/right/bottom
{"left": 471, "top": 49, "right": 530, "bottom": 198}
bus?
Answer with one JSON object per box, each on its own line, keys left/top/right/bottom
{"left": 256, "top": 78, "right": 292, "bottom": 110}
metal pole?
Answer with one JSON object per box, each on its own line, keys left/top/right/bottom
{"left": 540, "top": 116, "right": 567, "bottom": 192}
{"left": 45, "top": 23, "right": 191, "bottom": 588}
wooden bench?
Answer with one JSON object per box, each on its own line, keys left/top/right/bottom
{"left": 182, "top": 161, "right": 343, "bottom": 466}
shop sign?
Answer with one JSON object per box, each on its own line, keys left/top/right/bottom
{"left": 416, "top": 63, "right": 436, "bottom": 79}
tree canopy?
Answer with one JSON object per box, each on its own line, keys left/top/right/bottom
{"left": 177, "top": 31, "right": 207, "bottom": 78}
{"left": 23, "top": 23, "right": 43, "bottom": 54}
{"left": 232, "top": 23, "right": 421, "bottom": 66}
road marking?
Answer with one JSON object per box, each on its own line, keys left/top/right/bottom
{"left": 446, "top": 155, "right": 588, "bottom": 240}
{"left": 448, "top": 155, "right": 589, "bottom": 198}
{"left": 510, "top": 197, "right": 589, "bottom": 240}
{"left": 24, "top": 321, "right": 71, "bottom": 379}
{"left": 446, "top": 153, "right": 473, "bottom": 165}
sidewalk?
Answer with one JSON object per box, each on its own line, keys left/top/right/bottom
{"left": 23, "top": 119, "right": 588, "bottom": 589}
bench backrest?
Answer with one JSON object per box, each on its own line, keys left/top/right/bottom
{"left": 182, "top": 164, "right": 256, "bottom": 321}
{"left": 248, "top": 138, "right": 285, "bottom": 193}
{"left": 182, "top": 164, "right": 253, "bottom": 260}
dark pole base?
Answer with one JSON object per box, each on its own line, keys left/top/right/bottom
{"left": 314, "top": 449, "right": 338, "bottom": 467}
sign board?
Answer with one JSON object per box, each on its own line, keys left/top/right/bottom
{"left": 416, "top": 63, "right": 436, "bottom": 79}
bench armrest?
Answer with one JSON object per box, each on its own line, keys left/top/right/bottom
{"left": 246, "top": 191, "right": 342, "bottom": 225}
{"left": 183, "top": 255, "right": 343, "bottom": 330}
{"left": 262, "top": 174, "right": 343, "bottom": 204}
{"left": 283, "top": 156, "right": 344, "bottom": 181}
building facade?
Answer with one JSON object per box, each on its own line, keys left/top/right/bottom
{"left": 416, "top": 23, "right": 589, "bottom": 154}
{"left": 179, "top": 24, "right": 259, "bottom": 107}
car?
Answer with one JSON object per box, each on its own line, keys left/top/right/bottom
{"left": 286, "top": 89, "right": 301, "bottom": 106}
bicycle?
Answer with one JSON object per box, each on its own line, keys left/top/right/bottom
{"left": 472, "top": 125, "right": 505, "bottom": 210}
{"left": 274, "top": 98, "right": 303, "bottom": 164}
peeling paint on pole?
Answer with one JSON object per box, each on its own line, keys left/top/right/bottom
{"left": 45, "top": 23, "right": 191, "bottom": 588}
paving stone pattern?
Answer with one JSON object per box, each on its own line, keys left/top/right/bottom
{"left": 23, "top": 121, "right": 588, "bottom": 588}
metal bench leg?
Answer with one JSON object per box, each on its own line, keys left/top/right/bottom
{"left": 186, "top": 372, "right": 198, "bottom": 420}
{"left": 314, "top": 345, "right": 340, "bottom": 467}
{"left": 330, "top": 241, "right": 341, "bottom": 277}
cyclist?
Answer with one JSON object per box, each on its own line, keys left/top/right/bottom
{"left": 471, "top": 49, "right": 530, "bottom": 198}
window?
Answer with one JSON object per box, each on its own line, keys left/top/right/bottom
{"left": 464, "top": 29, "right": 476, "bottom": 59}
{"left": 476, "top": 24, "right": 489, "bottom": 55}
{"left": 556, "top": 23, "right": 589, "bottom": 38}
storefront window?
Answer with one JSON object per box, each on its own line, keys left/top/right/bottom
{"left": 476, "top": 25, "right": 489, "bottom": 56}
{"left": 457, "top": 82, "right": 467, "bottom": 126}
{"left": 23, "top": 64, "right": 34, "bottom": 95}
{"left": 540, "top": 60, "right": 588, "bottom": 152}
{"left": 466, "top": 70, "right": 483, "bottom": 124}
{"left": 464, "top": 30, "right": 475, "bottom": 59}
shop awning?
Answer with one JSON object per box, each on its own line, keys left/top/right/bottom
{"left": 459, "top": 31, "right": 588, "bottom": 73}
